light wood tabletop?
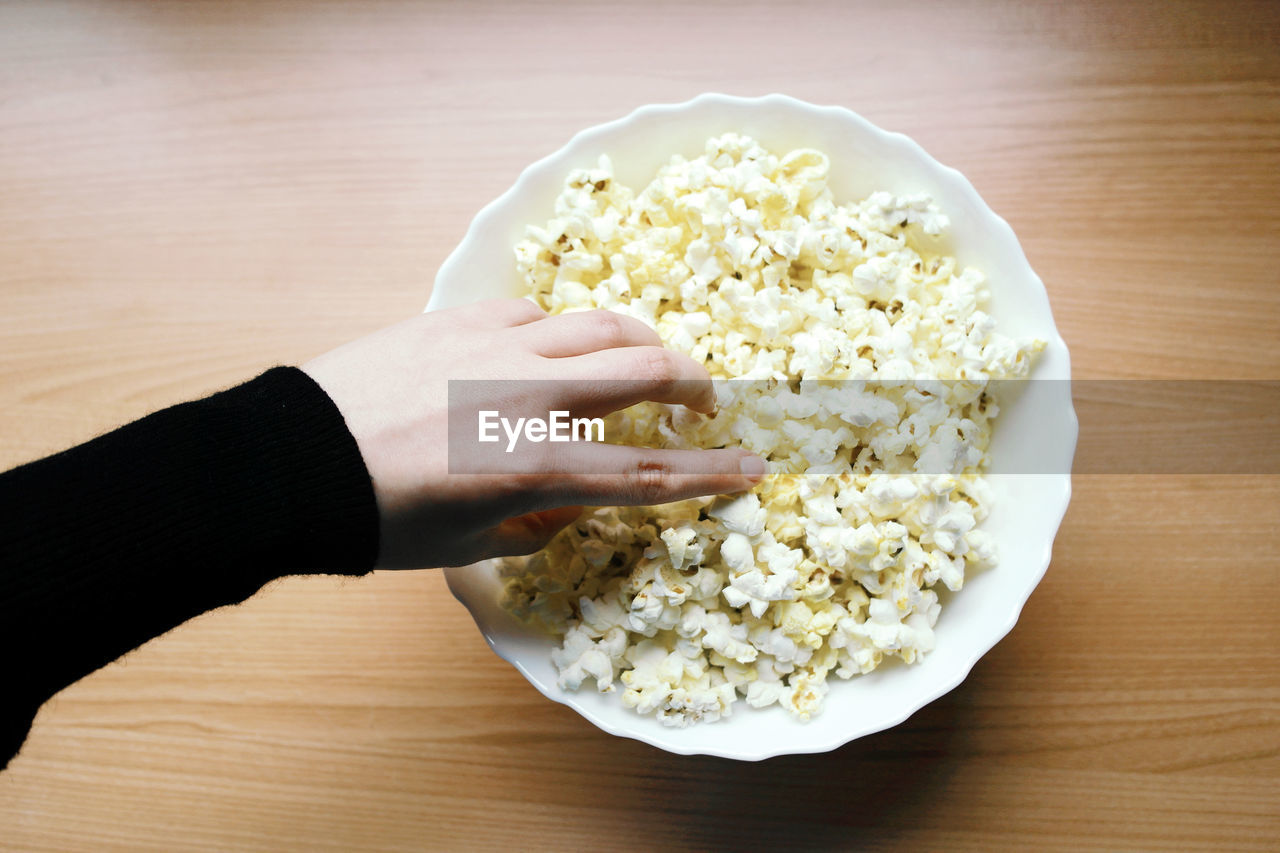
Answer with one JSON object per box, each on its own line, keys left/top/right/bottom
{"left": 1, "top": 1, "right": 1277, "bottom": 850}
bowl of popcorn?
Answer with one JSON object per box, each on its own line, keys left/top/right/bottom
{"left": 429, "top": 93, "right": 1076, "bottom": 760}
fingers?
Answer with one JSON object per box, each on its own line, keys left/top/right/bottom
{"left": 452, "top": 298, "right": 547, "bottom": 329}
{"left": 520, "top": 309, "right": 661, "bottom": 358}
{"left": 472, "top": 444, "right": 766, "bottom": 560}
{"left": 547, "top": 346, "right": 718, "bottom": 415}
{"left": 480, "top": 505, "right": 584, "bottom": 559}
{"left": 535, "top": 446, "right": 766, "bottom": 508}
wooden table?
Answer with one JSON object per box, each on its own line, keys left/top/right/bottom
{"left": 2, "top": 1, "right": 1276, "bottom": 849}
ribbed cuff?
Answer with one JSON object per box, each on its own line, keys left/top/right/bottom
{"left": 179, "top": 365, "right": 382, "bottom": 579}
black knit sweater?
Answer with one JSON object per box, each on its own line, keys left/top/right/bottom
{"left": 0, "top": 367, "right": 380, "bottom": 770}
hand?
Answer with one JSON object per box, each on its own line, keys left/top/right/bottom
{"left": 301, "top": 299, "right": 765, "bottom": 569}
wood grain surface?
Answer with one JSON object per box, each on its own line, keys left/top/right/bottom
{"left": 1, "top": 1, "right": 1277, "bottom": 850}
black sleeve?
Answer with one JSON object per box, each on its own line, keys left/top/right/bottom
{"left": 0, "top": 366, "right": 380, "bottom": 769}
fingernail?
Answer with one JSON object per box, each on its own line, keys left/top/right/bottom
{"left": 739, "top": 455, "right": 766, "bottom": 481}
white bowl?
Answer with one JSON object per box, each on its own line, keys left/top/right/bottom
{"left": 429, "top": 93, "right": 1076, "bottom": 760}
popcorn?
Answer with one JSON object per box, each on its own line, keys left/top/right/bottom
{"left": 659, "top": 525, "right": 702, "bottom": 571}
{"left": 722, "top": 566, "right": 798, "bottom": 619}
{"left": 708, "top": 493, "right": 767, "bottom": 538}
{"left": 500, "top": 133, "right": 1043, "bottom": 726}
{"left": 552, "top": 625, "right": 627, "bottom": 693}
{"left": 718, "top": 532, "right": 754, "bottom": 573}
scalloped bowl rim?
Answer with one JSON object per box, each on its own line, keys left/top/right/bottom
{"left": 428, "top": 93, "right": 1077, "bottom": 760}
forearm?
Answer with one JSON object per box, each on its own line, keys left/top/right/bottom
{"left": 0, "top": 366, "right": 379, "bottom": 768}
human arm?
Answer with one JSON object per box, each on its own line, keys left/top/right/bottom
{"left": 0, "top": 299, "right": 762, "bottom": 768}
{"left": 0, "top": 365, "right": 378, "bottom": 768}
